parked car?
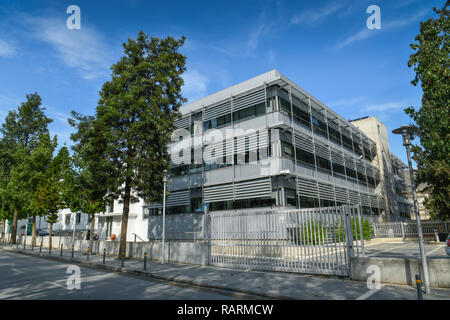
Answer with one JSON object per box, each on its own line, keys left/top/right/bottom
{"left": 36, "top": 229, "right": 50, "bottom": 236}
{"left": 85, "top": 230, "right": 99, "bottom": 241}
{"left": 446, "top": 234, "right": 450, "bottom": 256}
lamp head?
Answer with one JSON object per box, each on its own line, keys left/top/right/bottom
{"left": 392, "top": 125, "right": 418, "bottom": 147}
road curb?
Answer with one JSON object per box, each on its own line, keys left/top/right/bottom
{"left": 1, "top": 246, "right": 292, "bottom": 300}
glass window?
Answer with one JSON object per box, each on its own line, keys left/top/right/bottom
{"left": 300, "top": 196, "right": 319, "bottom": 208}
{"left": 293, "top": 105, "right": 311, "bottom": 129}
{"left": 346, "top": 167, "right": 357, "bottom": 179}
{"left": 316, "top": 156, "right": 332, "bottom": 172}
{"left": 217, "top": 114, "right": 231, "bottom": 127}
{"left": 76, "top": 212, "right": 81, "bottom": 224}
{"left": 65, "top": 215, "right": 71, "bottom": 225}
{"left": 296, "top": 148, "right": 315, "bottom": 167}
{"left": 332, "top": 163, "right": 346, "bottom": 176}
{"left": 281, "top": 141, "right": 294, "bottom": 159}
{"left": 285, "top": 189, "right": 297, "bottom": 207}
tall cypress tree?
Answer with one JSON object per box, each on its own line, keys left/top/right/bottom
{"left": 73, "top": 31, "right": 186, "bottom": 257}
{"left": 406, "top": 2, "right": 449, "bottom": 220}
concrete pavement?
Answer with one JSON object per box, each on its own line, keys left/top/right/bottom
{"left": 1, "top": 244, "right": 449, "bottom": 300}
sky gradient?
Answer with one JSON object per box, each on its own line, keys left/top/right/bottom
{"left": 0, "top": 0, "right": 444, "bottom": 165}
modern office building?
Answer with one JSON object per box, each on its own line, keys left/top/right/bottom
{"left": 145, "top": 70, "right": 385, "bottom": 221}
{"left": 350, "top": 116, "right": 412, "bottom": 221}
{"left": 404, "top": 169, "right": 430, "bottom": 220}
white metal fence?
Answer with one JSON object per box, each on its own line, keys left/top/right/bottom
{"left": 373, "top": 221, "right": 449, "bottom": 238}
{"left": 207, "top": 205, "right": 365, "bottom": 276}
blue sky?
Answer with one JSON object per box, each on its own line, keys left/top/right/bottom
{"left": 0, "top": 0, "right": 444, "bottom": 165}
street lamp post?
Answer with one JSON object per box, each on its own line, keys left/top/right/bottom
{"left": 161, "top": 169, "right": 168, "bottom": 264}
{"left": 392, "top": 125, "right": 430, "bottom": 294}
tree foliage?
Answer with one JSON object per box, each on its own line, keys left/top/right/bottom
{"left": 406, "top": 2, "right": 450, "bottom": 220}
{"left": 0, "top": 93, "right": 53, "bottom": 242}
{"left": 70, "top": 31, "right": 186, "bottom": 256}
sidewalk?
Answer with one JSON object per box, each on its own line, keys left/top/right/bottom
{"left": 1, "top": 244, "right": 449, "bottom": 300}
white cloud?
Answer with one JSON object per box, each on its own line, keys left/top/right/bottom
{"left": 246, "top": 23, "right": 266, "bottom": 54}
{"left": 182, "top": 70, "right": 209, "bottom": 103}
{"left": 24, "top": 15, "right": 114, "bottom": 80}
{"left": 365, "top": 102, "right": 406, "bottom": 112}
{"left": 0, "top": 39, "right": 16, "bottom": 57}
{"left": 334, "top": 9, "right": 429, "bottom": 50}
{"left": 291, "top": 2, "right": 345, "bottom": 25}
{"left": 334, "top": 28, "right": 372, "bottom": 50}
{"left": 327, "top": 96, "right": 366, "bottom": 108}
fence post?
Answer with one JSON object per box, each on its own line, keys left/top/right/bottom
{"left": 344, "top": 206, "right": 354, "bottom": 279}
{"left": 401, "top": 222, "right": 405, "bottom": 239}
{"left": 357, "top": 205, "right": 365, "bottom": 256}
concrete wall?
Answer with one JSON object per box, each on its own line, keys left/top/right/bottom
{"left": 147, "top": 213, "right": 205, "bottom": 240}
{"left": 18, "top": 235, "right": 208, "bottom": 266}
{"left": 350, "top": 256, "right": 450, "bottom": 288}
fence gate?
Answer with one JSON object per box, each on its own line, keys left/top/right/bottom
{"left": 208, "top": 205, "right": 365, "bottom": 276}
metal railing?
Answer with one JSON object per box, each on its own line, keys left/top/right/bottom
{"left": 373, "top": 221, "right": 449, "bottom": 238}
{"left": 208, "top": 205, "right": 365, "bottom": 276}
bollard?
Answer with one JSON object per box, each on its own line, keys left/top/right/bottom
{"left": 144, "top": 252, "right": 147, "bottom": 270}
{"left": 40, "top": 239, "right": 43, "bottom": 253}
{"left": 416, "top": 274, "right": 423, "bottom": 300}
{"left": 434, "top": 229, "right": 439, "bottom": 242}
{"left": 103, "top": 248, "right": 106, "bottom": 264}
{"left": 60, "top": 244, "right": 63, "bottom": 256}
{"left": 23, "top": 237, "right": 26, "bottom": 250}
{"left": 49, "top": 244, "right": 52, "bottom": 254}
{"left": 71, "top": 245, "right": 74, "bottom": 258}
{"left": 31, "top": 240, "right": 34, "bottom": 251}
{"left": 121, "top": 250, "right": 125, "bottom": 267}
{"left": 87, "top": 247, "right": 90, "bottom": 261}
{"left": 16, "top": 238, "right": 19, "bottom": 249}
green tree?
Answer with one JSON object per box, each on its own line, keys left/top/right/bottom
{"left": 19, "top": 133, "right": 57, "bottom": 246}
{"left": 62, "top": 115, "right": 107, "bottom": 250}
{"left": 406, "top": 2, "right": 450, "bottom": 220}
{"left": 34, "top": 145, "right": 70, "bottom": 249}
{"left": 0, "top": 93, "right": 52, "bottom": 243}
{"left": 72, "top": 31, "right": 186, "bottom": 258}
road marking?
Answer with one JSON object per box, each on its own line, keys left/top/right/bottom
{"left": 356, "top": 285, "right": 384, "bottom": 300}
{"left": 50, "top": 281, "right": 67, "bottom": 289}
{"left": 426, "top": 245, "right": 445, "bottom": 256}
{"left": 366, "top": 243, "right": 411, "bottom": 257}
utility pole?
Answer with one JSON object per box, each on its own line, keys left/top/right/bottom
{"left": 392, "top": 125, "right": 430, "bottom": 294}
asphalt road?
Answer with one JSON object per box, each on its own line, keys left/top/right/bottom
{"left": 0, "top": 251, "right": 255, "bottom": 300}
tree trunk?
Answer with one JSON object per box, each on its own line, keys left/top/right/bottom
{"left": 11, "top": 209, "right": 18, "bottom": 244}
{"left": 118, "top": 178, "right": 131, "bottom": 259}
{"left": 89, "top": 213, "right": 95, "bottom": 254}
{"left": 31, "top": 215, "right": 37, "bottom": 247}
{"left": 1, "top": 219, "right": 5, "bottom": 241}
{"left": 49, "top": 223, "right": 53, "bottom": 250}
